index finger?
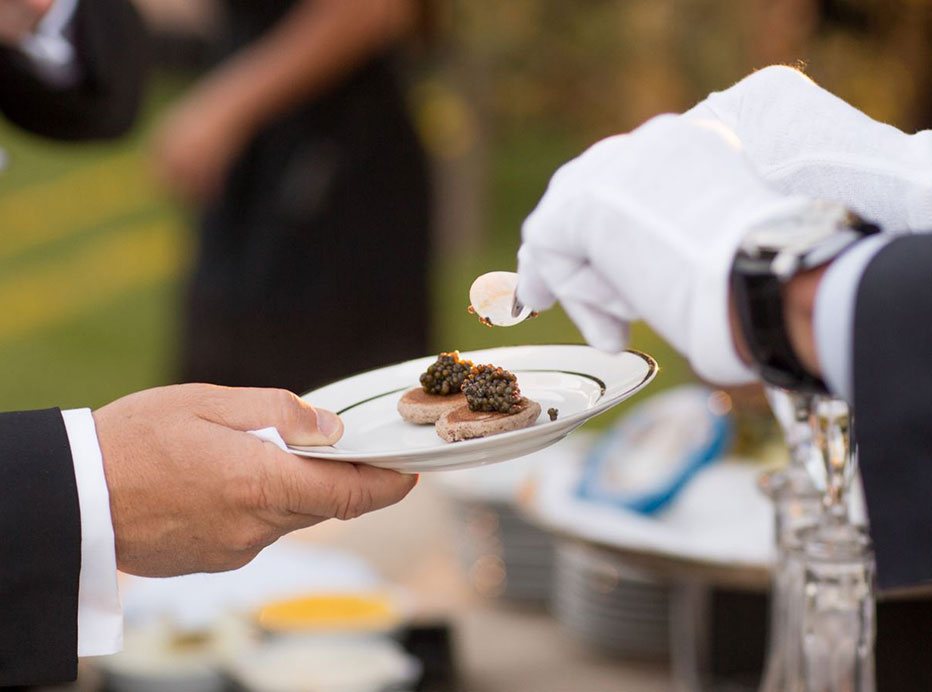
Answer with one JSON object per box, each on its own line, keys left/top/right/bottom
{"left": 194, "top": 385, "right": 344, "bottom": 446}
{"left": 269, "top": 451, "right": 418, "bottom": 521}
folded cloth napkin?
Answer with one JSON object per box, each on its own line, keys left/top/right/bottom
{"left": 249, "top": 426, "right": 290, "bottom": 451}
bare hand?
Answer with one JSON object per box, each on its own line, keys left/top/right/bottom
{"left": 150, "top": 87, "right": 253, "bottom": 204}
{"left": 0, "top": 0, "right": 52, "bottom": 46}
{"left": 94, "top": 384, "right": 417, "bottom": 577}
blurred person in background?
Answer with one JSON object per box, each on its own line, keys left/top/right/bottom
{"left": 153, "top": 0, "right": 434, "bottom": 394}
{"left": 0, "top": 0, "right": 147, "bottom": 140}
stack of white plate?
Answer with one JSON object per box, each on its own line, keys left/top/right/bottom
{"left": 496, "top": 503, "right": 555, "bottom": 602}
{"left": 454, "top": 499, "right": 555, "bottom": 603}
{"left": 551, "top": 540, "right": 670, "bottom": 659}
{"left": 437, "top": 440, "right": 588, "bottom": 604}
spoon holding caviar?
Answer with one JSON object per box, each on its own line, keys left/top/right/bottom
{"left": 468, "top": 271, "right": 536, "bottom": 327}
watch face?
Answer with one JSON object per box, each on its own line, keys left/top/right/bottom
{"left": 739, "top": 201, "right": 854, "bottom": 258}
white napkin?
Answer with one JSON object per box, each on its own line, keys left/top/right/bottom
{"left": 247, "top": 426, "right": 289, "bottom": 452}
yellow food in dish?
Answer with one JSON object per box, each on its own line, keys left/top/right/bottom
{"left": 256, "top": 593, "right": 399, "bottom": 632}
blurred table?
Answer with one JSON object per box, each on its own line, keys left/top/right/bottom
{"left": 297, "top": 476, "right": 672, "bottom": 692}
{"left": 526, "top": 527, "right": 770, "bottom": 592}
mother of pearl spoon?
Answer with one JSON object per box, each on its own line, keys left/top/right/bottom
{"left": 468, "top": 271, "right": 536, "bottom": 327}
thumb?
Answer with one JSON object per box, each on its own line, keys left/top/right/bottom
{"left": 197, "top": 385, "right": 344, "bottom": 446}
{"left": 279, "top": 400, "right": 344, "bottom": 446}
{"left": 516, "top": 244, "right": 558, "bottom": 312}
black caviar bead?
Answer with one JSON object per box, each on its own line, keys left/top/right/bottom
{"left": 462, "top": 364, "right": 521, "bottom": 414}
{"left": 420, "top": 352, "right": 473, "bottom": 395}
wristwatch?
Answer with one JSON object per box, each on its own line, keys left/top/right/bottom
{"left": 730, "top": 201, "right": 880, "bottom": 393}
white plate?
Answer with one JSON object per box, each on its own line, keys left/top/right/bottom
{"left": 290, "top": 345, "right": 657, "bottom": 472}
{"left": 527, "top": 450, "right": 775, "bottom": 579}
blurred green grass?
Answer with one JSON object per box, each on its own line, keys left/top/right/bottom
{"left": 0, "top": 75, "right": 691, "bottom": 425}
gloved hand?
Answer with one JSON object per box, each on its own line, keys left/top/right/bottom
{"left": 517, "top": 114, "right": 819, "bottom": 385}
{"left": 687, "top": 65, "right": 932, "bottom": 232}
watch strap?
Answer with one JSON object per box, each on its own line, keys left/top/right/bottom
{"left": 731, "top": 211, "right": 879, "bottom": 393}
{"left": 731, "top": 258, "right": 828, "bottom": 393}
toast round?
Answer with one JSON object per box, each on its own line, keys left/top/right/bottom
{"left": 397, "top": 388, "right": 467, "bottom": 425}
{"left": 435, "top": 398, "right": 542, "bottom": 442}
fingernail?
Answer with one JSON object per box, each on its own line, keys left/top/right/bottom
{"left": 315, "top": 408, "right": 342, "bottom": 439}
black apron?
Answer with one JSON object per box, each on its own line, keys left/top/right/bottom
{"left": 181, "top": 0, "right": 431, "bottom": 393}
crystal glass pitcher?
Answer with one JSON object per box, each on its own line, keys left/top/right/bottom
{"left": 788, "top": 525, "right": 875, "bottom": 692}
{"left": 759, "top": 389, "right": 823, "bottom": 692}
{"left": 786, "top": 396, "right": 876, "bottom": 692}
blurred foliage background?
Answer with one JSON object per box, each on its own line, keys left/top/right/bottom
{"left": 1, "top": 0, "right": 931, "bottom": 418}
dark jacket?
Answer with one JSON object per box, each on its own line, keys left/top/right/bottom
{"left": 0, "top": 409, "right": 81, "bottom": 685}
{"left": 855, "top": 233, "right": 932, "bottom": 589}
{"left": 0, "top": 0, "right": 147, "bottom": 684}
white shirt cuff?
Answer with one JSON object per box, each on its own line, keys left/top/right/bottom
{"left": 814, "top": 234, "right": 893, "bottom": 401}
{"left": 17, "top": 0, "right": 81, "bottom": 88}
{"left": 62, "top": 408, "right": 123, "bottom": 657}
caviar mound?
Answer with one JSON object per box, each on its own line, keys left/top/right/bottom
{"left": 419, "top": 352, "right": 473, "bottom": 396}
{"left": 462, "top": 364, "right": 522, "bottom": 414}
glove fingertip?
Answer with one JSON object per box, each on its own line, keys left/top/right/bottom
{"left": 583, "top": 322, "right": 630, "bottom": 354}
{"left": 515, "top": 248, "right": 557, "bottom": 310}
{"left": 516, "top": 278, "right": 556, "bottom": 312}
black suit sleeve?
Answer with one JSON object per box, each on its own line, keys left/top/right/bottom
{"left": 0, "top": 0, "right": 150, "bottom": 141}
{"left": 0, "top": 409, "right": 81, "bottom": 686}
{"left": 854, "top": 234, "right": 932, "bottom": 590}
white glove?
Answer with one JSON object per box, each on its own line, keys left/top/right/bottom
{"left": 517, "top": 114, "right": 819, "bottom": 385}
{"left": 687, "top": 65, "right": 932, "bottom": 232}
